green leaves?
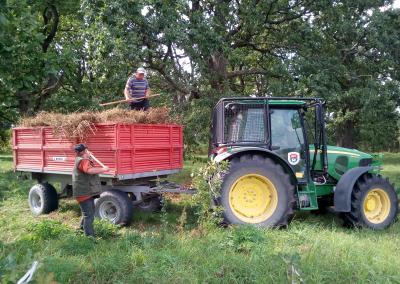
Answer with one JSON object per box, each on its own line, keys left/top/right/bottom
{"left": 191, "top": 160, "right": 229, "bottom": 227}
{"left": 0, "top": 0, "right": 399, "bottom": 151}
{"left": 293, "top": 1, "right": 400, "bottom": 150}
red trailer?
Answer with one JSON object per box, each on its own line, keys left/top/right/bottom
{"left": 12, "top": 123, "right": 188, "bottom": 225}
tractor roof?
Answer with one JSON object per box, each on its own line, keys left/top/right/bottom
{"left": 217, "top": 97, "right": 324, "bottom": 107}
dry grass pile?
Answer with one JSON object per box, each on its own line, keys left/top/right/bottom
{"left": 18, "top": 107, "right": 177, "bottom": 140}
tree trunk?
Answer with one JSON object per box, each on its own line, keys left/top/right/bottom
{"left": 336, "top": 120, "right": 356, "bottom": 148}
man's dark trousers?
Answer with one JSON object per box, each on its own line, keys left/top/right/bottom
{"left": 79, "top": 198, "right": 95, "bottom": 236}
{"left": 130, "top": 99, "right": 150, "bottom": 111}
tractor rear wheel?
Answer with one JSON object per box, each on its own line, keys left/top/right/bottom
{"left": 219, "top": 155, "right": 295, "bottom": 227}
{"left": 341, "top": 174, "right": 398, "bottom": 230}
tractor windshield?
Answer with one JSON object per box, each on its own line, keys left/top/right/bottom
{"left": 270, "top": 109, "right": 304, "bottom": 150}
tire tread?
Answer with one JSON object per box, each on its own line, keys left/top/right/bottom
{"left": 341, "top": 174, "right": 398, "bottom": 229}
{"left": 220, "top": 154, "right": 295, "bottom": 228}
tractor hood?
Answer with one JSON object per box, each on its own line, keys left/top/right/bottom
{"left": 211, "top": 144, "right": 382, "bottom": 182}
{"left": 311, "top": 145, "right": 381, "bottom": 181}
{"left": 325, "top": 145, "right": 372, "bottom": 159}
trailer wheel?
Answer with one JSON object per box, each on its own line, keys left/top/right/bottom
{"left": 95, "top": 190, "right": 133, "bottom": 226}
{"left": 135, "top": 195, "right": 163, "bottom": 213}
{"left": 28, "top": 183, "right": 59, "bottom": 215}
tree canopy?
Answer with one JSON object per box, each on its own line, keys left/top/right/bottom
{"left": 1, "top": 0, "right": 399, "bottom": 151}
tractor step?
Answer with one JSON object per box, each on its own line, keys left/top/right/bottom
{"left": 297, "top": 184, "right": 319, "bottom": 210}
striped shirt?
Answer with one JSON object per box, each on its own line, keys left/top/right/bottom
{"left": 126, "top": 76, "right": 149, "bottom": 98}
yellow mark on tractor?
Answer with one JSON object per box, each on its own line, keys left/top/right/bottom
{"left": 310, "top": 149, "right": 361, "bottom": 158}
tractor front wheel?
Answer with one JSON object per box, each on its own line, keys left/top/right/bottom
{"left": 219, "top": 155, "right": 295, "bottom": 228}
{"left": 341, "top": 174, "right": 398, "bottom": 230}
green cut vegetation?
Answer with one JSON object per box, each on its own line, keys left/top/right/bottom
{"left": 1, "top": 154, "right": 400, "bottom": 283}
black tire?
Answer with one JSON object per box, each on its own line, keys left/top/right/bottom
{"left": 28, "top": 183, "right": 59, "bottom": 215}
{"left": 134, "top": 195, "right": 163, "bottom": 213}
{"left": 95, "top": 190, "right": 133, "bottom": 226}
{"left": 341, "top": 174, "right": 398, "bottom": 230}
{"left": 219, "top": 154, "right": 295, "bottom": 228}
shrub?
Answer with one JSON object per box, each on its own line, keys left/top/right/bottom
{"left": 190, "top": 160, "right": 229, "bottom": 227}
{"left": 93, "top": 219, "right": 120, "bottom": 239}
{"left": 224, "top": 225, "right": 266, "bottom": 253}
{"left": 24, "top": 220, "right": 71, "bottom": 241}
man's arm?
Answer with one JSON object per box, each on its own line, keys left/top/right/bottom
{"left": 144, "top": 79, "right": 150, "bottom": 98}
{"left": 124, "top": 77, "right": 131, "bottom": 100}
{"left": 145, "top": 88, "right": 151, "bottom": 98}
{"left": 79, "top": 159, "right": 109, "bottom": 175}
{"left": 86, "top": 166, "right": 109, "bottom": 175}
{"left": 124, "top": 87, "right": 130, "bottom": 100}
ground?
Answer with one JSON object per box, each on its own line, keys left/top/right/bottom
{"left": 0, "top": 153, "right": 400, "bottom": 283}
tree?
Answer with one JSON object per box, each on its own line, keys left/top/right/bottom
{"left": 0, "top": 0, "right": 81, "bottom": 118}
{"left": 291, "top": 0, "right": 399, "bottom": 150}
{"left": 79, "top": 0, "right": 318, "bottom": 150}
{"left": 1, "top": 0, "right": 399, "bottom": 151}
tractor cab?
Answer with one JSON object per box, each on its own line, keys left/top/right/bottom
{"left": 210, "top": 97, "right": 398, "bottom": 229}
{"left": 211, "top": 97, "right": 326, "bottom": 183}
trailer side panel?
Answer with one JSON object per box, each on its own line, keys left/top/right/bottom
{"left": 13, "top": 123, "right": 183, "bottom": 179}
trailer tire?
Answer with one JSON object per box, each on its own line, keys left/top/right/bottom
{"left": 95, "top": 190, "right": 133, "bottom": 226}
{"left": 28, "top": 183, "right": 59, "bottom": 215}
{"left": 135, "top": 195, "right": 163, "bottom": 213}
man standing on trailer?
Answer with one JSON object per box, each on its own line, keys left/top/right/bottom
{"left": 124, "top": 67, "right": 151, "bottom": 111}
{"left": 72, "top": 143, "right": 109, "bottom": 237}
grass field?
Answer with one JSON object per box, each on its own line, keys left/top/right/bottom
{"left": 1, "top": 153, "right": 400, "bottom": 283}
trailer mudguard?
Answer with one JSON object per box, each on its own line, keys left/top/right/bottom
{"left": 334, "top": 166, "right": 373, "bottom": 212}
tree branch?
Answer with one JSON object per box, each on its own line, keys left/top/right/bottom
{"left": 226, "top": 68, "right": 282, "bottom": 79}
{"left": 42, "top": 4, "right": 59, "bottom": 53}
{"left": 148, "top": 63, "right": 190, "bottom": 95}
{"left": 32, "top": 73, "right": 64, "bottom": 113}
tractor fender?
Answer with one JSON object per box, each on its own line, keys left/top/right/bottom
{"left": 334, "top": 166, "right": 373, "bottom": 212}
{"left": 213, "top": 147, "right": 297, "bottom": 184}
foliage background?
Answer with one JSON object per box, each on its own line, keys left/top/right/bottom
{"left": 1, "top": 0, "right": 400, "bottom": 152}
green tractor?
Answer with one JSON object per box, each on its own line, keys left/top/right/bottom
{"left": 210, "top": 97, "right": 398, "bottom": 229}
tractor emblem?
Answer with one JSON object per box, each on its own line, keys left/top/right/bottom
{"left": 288, "top": 152, "right": 300, "bottom": 165}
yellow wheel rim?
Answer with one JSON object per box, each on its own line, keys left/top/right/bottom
{"left": 229, "top": 174, "right": 278, "bottom": 223}
{"left": 363, "top": 188, "right": 391, "bottom": 224}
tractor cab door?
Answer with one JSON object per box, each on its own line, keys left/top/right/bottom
{"left": 270, "top": 108, "right": 308, "bottom": 182}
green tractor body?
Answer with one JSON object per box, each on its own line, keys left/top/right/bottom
{"left": 210, "top": 97, "right": 398, "bottom": 229}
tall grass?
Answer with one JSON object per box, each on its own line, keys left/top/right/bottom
{"left": 0, "top": 154, "right": 399, "bottom": 283}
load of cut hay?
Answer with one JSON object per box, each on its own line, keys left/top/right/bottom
{"left": 18, "top": 107, "right": 178, "bottom": 140}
